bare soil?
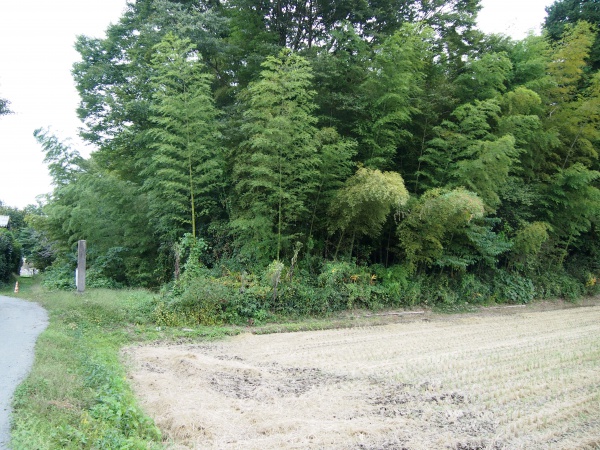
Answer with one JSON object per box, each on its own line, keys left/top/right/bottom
{"left": 124, "top": 299, "right": 600, "bottom": 449}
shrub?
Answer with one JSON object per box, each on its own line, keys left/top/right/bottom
{"left": 533, "top": 271, "right": 585, "bottom": 301}
{"left": 279, "top": 282, "right": 339, "bottom": 316}
{"left": 317, "top": 261, "right": 371, "bottom": 308}
{"left": 42, "top": 260, "right": 76, "bottom": 290}
{"left": 372, "top": 264, "right": 426, "bottom": 307}
{"left": 155, "top": 276, "right": 231, "bottom": 326}
{"left": 0, "top": 228, "right": 22, "bottom": 283}
{"left": 492, "top": 271, "right": 535, "bottom": 304}
{"left": 86, "top": 267, "right": 124, "bottom": 289}
{"left": 456, "top": 273, "right": 492, "bottom": 305}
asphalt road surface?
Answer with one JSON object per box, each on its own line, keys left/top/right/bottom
{"left": 0, "top": 295, "right": 48, "bottom": 449}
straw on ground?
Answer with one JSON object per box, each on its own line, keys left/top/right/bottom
{"left": 125, "top": 304, "right": 600, "bottom": 449}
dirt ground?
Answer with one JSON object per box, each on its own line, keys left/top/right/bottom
{"left": 124, "top": 299, "right": 600, "bottom": 449}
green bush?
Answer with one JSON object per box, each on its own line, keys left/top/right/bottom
{"left": 155, "top": 260, "right": 410, "bottom": 324}
{"left": 92, "top": 246, "right": 128, "bottom": 285}
{"left": 42, "top": 261, "right": 76, "bottom": 290}
{"left": 0, "top": 228, "right": 22, "bottom": 283}
{"left": 533, "top": 271, "right": 585, "bottom": 301}
{"left": 154, "top": 277, "right": 229, "bottom": 326}
{"left": 492, "top": 271, "right": 535, "bottom": 304}
{"left": 564, "top": 255, "right": 600, "bottom": 297}
{"left": 317, "top": 261, "right": 379, "bottom": 309}
{"left": 422, "top": 274, "right": 460, "bottom": 305}
{"left": 150, "top": 256, "right": 595, "bottom": 326}
{"left": 278, "top": 281, "right": 344, "bottom": 316}
{"left": 457, "top": 273, "right": 492, "bottom": 304}
{"left": 86, "top": 267, "right": 124, "bottom": 289}
{"left": 41, "top": 261, "right": 125, "bottom": 290}
{"left": 373, "top": 264, "right": 431, "bottom": 307}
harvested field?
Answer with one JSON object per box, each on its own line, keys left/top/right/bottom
{"left": 124, "top": 302, "right": 600, "bottom": 449}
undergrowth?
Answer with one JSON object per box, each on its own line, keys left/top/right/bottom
{"left": 149, "top": 258, "right": 599, "bottom": 326}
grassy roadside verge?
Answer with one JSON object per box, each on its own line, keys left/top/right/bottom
{"left": 1, "top": 276, "right": 237, "bottom": 450}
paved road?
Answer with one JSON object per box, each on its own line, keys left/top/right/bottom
{"left": 0, "top": 296, "right": 48, "bottom": 449}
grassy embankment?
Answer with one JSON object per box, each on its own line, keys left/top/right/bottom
{"left": 1, "top": 276, "right": 236, "bottom": 449}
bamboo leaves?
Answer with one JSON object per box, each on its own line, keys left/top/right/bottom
{"left": 329, "top": 167, "right": 409, "bottom": 257}
{"left": 143, "top": 33, "right": 223, "bottom": 241}
{"left": 231, "top": 50, "right": 320, "bottom": 262}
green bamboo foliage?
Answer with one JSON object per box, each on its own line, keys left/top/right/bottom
{"left": 143, "top": 33, "right": 223, "bottom": 242}
{"left": 545, "top": 0, "right": 600, "bottom": 71}
{"left": 543, "top": 163, "right": 600, "bottom": 263}
{"left": 544, "top": 22, "right": 599, "bottom": 173}
{"left": 306, "top": 128, "right": 357, "bottom": 245}
{"left": 509, "top": 221, "right": 550, "bottom": 271}
{"left": 328, "top": 167, "right": 409, "bottom": 258}
{"left": 419, "top": 99, "right": 521, "bottom": 209}
{"left": 34, "top": 128, "right": 85, "bottom": 187}
{"left": 455, "top": 52, "right": 512, "bottom": 101}
{"left": 29, "top": 0, "right": 600, "bottom": 291}
{"left": 358, "top": 24, "right": 433, "bottom": 169}
{"left": 397, "top": 188, "right": 490, "bottom": 271}
{"left": 231, "top": 49, "right": 320, "bottom": 262}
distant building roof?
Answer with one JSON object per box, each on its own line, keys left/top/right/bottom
{"left": 0, "top": 216, "right": 9, "bottom": 228}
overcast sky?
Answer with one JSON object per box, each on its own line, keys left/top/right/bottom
{"left": 0, "top": 0, "right": 557, "bottom": 209}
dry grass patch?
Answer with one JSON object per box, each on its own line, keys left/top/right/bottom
{"left": 124, "top": 304, "right": 600, "bottom": 449}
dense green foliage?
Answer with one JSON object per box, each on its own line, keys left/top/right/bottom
{"left": 0, "top": 202, "right": 25, "bottom": 283}
{"left": 544, "top": 0, "right": 600, "bottom": 70}
{"left": 0, "top": 228, "right": 21, "bottom": 283}
{"left": 18, "top": 0, "right": 600, "bottom": 319}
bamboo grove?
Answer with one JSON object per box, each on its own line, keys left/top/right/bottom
{"left": 21, "top": 0, "right": 600, "bottom": 317}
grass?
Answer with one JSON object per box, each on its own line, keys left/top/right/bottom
{"left": 1, "top": 276, "right": 237, "bottom": 450}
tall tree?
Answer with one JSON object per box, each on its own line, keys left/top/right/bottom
{"left": 454, "top": 51, "right": 512, "bottom": 102}
{"left": 231, "top": 49, "right": 320, "bottom": 263}
{"left": 418, "top": 99, "right": 520, "bottom": 210}
{"left": 544, "top": 0, "right": 600, "bottom": 70}
{"left": 542, "top": 163, "right": 600, "bottom": 264}
{"left": 306, "top": 127, "right": 357, "bottom": 247}
{"left": 225, "top": 0, "right": 480, "bottom": 49}
{"left": 34, "top": 128, "right": 86, "bottom": 187}
{"left": 543, "top": 22, "right": 600, "bottom": 173}
{"left": 311, "top": 22, "right": 370, "bottom": 137}
{"left": 35, "top": 130, "right": 163, "bottom": 286}
{"left": 73, "top": 0, "right": 230, "bottom": 181}
{"left": 357, "top": 24, "right": 433, "bottom": 169}
{"left": 142, "top": 33, "right": 224, "bottom": 243}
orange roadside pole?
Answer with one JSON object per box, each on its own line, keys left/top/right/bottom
{"left": 14, "top": 281, "right": 19, "bottom": 293}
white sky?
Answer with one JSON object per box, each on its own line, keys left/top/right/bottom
{"left": 0, "top": 0, "right": 556, "bottom": 209}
